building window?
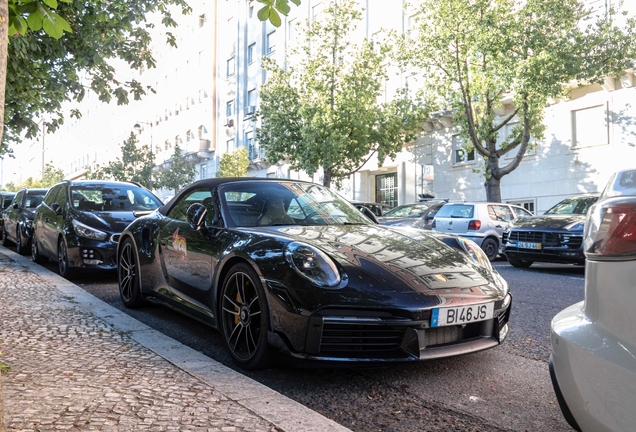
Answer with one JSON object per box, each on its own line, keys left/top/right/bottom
{"left": 247, "top": 43, "right": 256, "bottom": 64}
{"left": 226, "top": 57, "right": 235, "bottom": 77}
{"left": 452, "top": 135, "right": 475, "bottom": 165}
{"left": 164, "top": 140, "right": 171, "bottom": 151}
{"left": 266, "top": 31, "right": 276, "bottom": 55}
{"left": 312, "top": 2, "right": 323, "bottom": 20}
{"left": 288, "top": 18, "right": 297, "bottom": 40}
{"left": 375, "top": 173, "right": 398, "bottom": 207}
{"left": 198, "top": 13, "right": 207, "bottom": 28}
{"left": 571, "top": 103, "right": 609, "bottom": 148}
{"left": 226, "top": 100, "right": 234, "bottom": 117}
{"left": 249, "top": 3, "right": 254, "bottom": 18}
{"left": 174, "top": 135, "right": 182, "bottom": 147}
{"left": 198, "top": 125, "right": 208, "bottom": 139}
{"left": 186, "top": 130, "right": 192, "bottom": 142}
{"left": 200, "top": 164, "right": 207, "bottom": 180}
{"left": 227, "top": 138, "right": 235, "bottom": 152}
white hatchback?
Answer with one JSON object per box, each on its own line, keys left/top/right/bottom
{"left": 550, "top": 167, "right": 636, "bottom": 432}
{"left": 432, "top": 202, "right": 533, "bottom": 261}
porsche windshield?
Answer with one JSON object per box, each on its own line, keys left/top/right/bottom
{"left": 219, "top": 181, "right": 371, "bottom": 227}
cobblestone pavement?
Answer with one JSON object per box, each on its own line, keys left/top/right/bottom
{"left": 0, "top": 250, "right": 348, "bottom": 432}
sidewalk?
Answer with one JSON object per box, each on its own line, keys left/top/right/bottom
{"left": 0, "top": 248, "right": 350, "bottom": 431}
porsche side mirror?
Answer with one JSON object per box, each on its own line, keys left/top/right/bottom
{"left": 187, "top": 203, "right": 208, "bottom": 233}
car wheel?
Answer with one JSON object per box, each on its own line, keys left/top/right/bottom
{"left": 507, "top": 256, "right": 533, "bottom": 268}
{"left": 31, "top": 239, "right": 48, "bottom": 264}
{"left": 15, "top": 228, "right": 28, "bottom": 255}
{"left": 481, "top": 237, "right": 499, "bottom": 261}
{"left": 118, "top": 238, "right": 145, "bottom": 308}
{"left": 219, "top": 262, "right": 270, "bottom": 370}
{"left": 1, "top": 225, "right": 10, "bottom": 247}
{"left": 58, "top": 238, "right": 75, "bottom": 279}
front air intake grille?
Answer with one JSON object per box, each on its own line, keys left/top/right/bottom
{"left": 111, "top": 234, "right": 121, "bottom": 243}
{"left": 507, "top": 231, "right": 582, "bottom": 249}
{"left": 319, "top": 322, "right": 406, "bottom": 357}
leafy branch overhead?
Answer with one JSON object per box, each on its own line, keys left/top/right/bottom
{"left": 3, "top": 0, "right": 192, "bottom": 151}
{"left": 256, "top": 0, "right": 301, "bottom": 27}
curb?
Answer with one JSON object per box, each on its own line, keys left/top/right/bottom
{"left": 0, "top": 370, "right": 4, "bottom": 432}
{"left": 1, "top": 249, "right": 350, "bottom": 432}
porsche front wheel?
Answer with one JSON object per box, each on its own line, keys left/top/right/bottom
{"left": 219, "top": 263, "right": 270, "bottom": 370}
{"left": 118, "top": 238, "right": 145, "bottom": 308}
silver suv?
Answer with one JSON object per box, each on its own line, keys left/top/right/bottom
{"left": 432, "top": 202, "right": 533, "bottom": 260}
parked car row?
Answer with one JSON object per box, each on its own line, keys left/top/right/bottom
{"left": 1, "top": 178, "right": 512, "bottom": 371}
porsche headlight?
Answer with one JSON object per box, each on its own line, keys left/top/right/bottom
{"left": 456, "top": 237, "right": 492, "bottom": 271}
{"left": 72, "top": 220, "right": 107, "bottom": 241}
{"left": 285, "top": 242, "right": 341, "bottom": 287}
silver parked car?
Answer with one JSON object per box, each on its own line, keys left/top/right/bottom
{"left": 550, "top": 168, "right": 636, "bottom": 432}
{"left": 432, "top": 202, "right": 533, "bottom": 260}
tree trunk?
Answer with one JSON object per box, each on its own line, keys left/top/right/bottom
{"left": 485, "top": 176, "right": 501, "bottom": 202}
{"left": 322, "top": 169, "right": 332, "bottom": 188}
{"left": 0, "top": 0, "right": 8, "bottom": 151}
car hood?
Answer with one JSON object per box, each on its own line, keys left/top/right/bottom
{"left": 253, "top": 224, "right": 506, "bottom": 304}
{"left": 510, "top": 214, "right": 586, "bottom": 230}
{"left": 73, "top": 210, "right": 143, "bottom": 233}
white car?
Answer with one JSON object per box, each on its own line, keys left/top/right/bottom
{"left": 550, "top": 167, "right": 636, "bottom": 432}
{"left": 432, "top": 202, "right": 533, "bottom": 261}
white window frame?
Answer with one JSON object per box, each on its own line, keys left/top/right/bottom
{"left": 452, "top": 134, "right": 475, "bottom": 166}
{"left": 571, "top": 103, "right": 609, "bottom": 148}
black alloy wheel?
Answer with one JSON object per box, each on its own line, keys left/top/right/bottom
{"left": 118, "top": 238, "right": 145, "bottom": 308}
{"left": 31, "top": 239, "right": 48, "bottom": 264}
{"left": 57, "top": 238, "right": 75, "bottom": 279}
{"left": 507, "top": 256, "right": 533, "bottom": 268}
{"left": 481, "top": 237, "right": 499, "bottom": 261}
{"left": 219, "top": 263, "right": 270, "bottom": 370}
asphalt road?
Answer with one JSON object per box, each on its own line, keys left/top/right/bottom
{"left": 38, "top": 256, "right": 583, "bottom": 432}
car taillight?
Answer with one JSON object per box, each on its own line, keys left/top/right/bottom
{"left": 584, "top": 197, "right": 636, "bottom": 259}
{"left": 468, "top": 220, "right": 481, "bottom": 230}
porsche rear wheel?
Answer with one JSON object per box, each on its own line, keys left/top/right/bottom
{"left": 219, "top": 263, "right": 270, "bottom": 370}
{"left": 118, "top": 238, "right": 145, "bottom": 308}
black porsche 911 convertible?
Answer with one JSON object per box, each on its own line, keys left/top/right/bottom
{"left": 117, "top": 178, "right": 511, "bottom": 369}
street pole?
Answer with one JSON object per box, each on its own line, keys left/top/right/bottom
{"left": 134, "top": 122, "right": 153, "bottom": 190}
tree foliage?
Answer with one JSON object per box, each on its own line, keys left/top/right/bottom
{"left": 2, "top": 0, "right": 191, "bottom": 153}
{"left": 257, "top": 0, "right": 425, "bottom": 187}
{"left": 41, "top": 162, "right": 64, "bottom": 187}
{"left": 399, "top": 0, "right": 636, "bottom": 202}
{"left": 155, "top": 143, "right": 197, "bottom": 194}
{"left": 86, "top": 132, "right": 153, "bottom": 188}
{"left": 216, "top": 147, "right": 250, "bottom": 178}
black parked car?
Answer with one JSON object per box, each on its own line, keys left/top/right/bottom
{"left": 0, "top": 191, "right": 16, "bottom": 234}
{"left": 502, "top": 194, "right": 599, "bottom": 268}
{"left": 117, "top": 178, "right": 512, "bottom": 370}
{"left": 1, "top": 188, "right": 48, "bottom": 254}
{"left": 31, "top": 180, "right": 162, "bottom": 278}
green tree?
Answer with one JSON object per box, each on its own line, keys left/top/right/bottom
{"left": 216, "top": 147, "right": 250, "bottom": 178}
{"left": 41, "top": 163, "right": 64, "bottom": 187}
{"left": 400, "top": 0, "right": 635, "bottom": 202}
{"left": 1, "top": 0, "right": 191, "bottom": 151}
{"left": 257, "top": 0, "right": 424, "bottom": 187}
{"left": 99, "top": 132, "right": 153, "bottom": 188}
{"left": 155, "top": 143, "right": 196, "bottom": 194}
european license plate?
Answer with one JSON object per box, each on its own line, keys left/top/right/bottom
{"left": 517, "top": 241, "right": 541, "bottom": 250}
{"left": 431, "top": 303, "right": 494, "bottom": 327}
